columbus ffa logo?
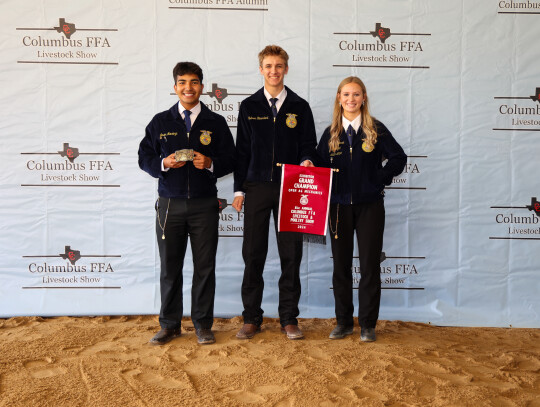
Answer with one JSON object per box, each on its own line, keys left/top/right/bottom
{"left": 349, "top": 251, "right": 426, "bottom": 289}
{"left": 388, "top": 156, "right": 426, "bottom": 190}
{"left": 58, "top": 143, "right": 80, "bottom": 162}
{"left": 526, "top": 197, "right": 540, "bottom": 217}
{"left": 59, "top": 245, "right": 82, "bottom": 265}
{"left": 200, "top": 130, "right": 212, "bottom": 145}
{"left": 490, "top": 197, "right": 540, "bottom": 240}
{"left": 531, "top": 88, "right": 540, "bottom": 103}
{"left": 21, "top": 142, "right": 119, "bottom": 187}
{"left": 370, "top": 23, "right": 391, "bottom": 43}
{"left": 498, "top": 2, "right": 540, "bottom": 14}
{"left": 168, "top": 1, "right": 269, "bottom": 11}
{"left": 195, "top": 82, "right": 250, "bottom": 128}
{"left": 54, "top": 18, "right": 76, "bottom": 39}
{"left": 494, "top": 87, "right": 540, "bottom": 131}
{"left": 206, "top": 83, "right": 229, "bottom": 103}
{"left": 17, "top": 17, "right": 118, "bottom": 65}
{"left": 334, "top": 22, "right": 430, "bottom": 69}
{"left": 217, "top": 198, "right": 228, "bottom": 213}
{"left": 300, "top": 195, "right": 309, "bottom": 205}
{"left": 285, "top": 114, "right": 298, "bottom": 128}
{"left": 22, "top": 244, "right": 122, "bottom": 288}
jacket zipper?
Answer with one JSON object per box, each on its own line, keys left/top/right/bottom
{"left": 350, "top": 143, "right": 353, "bottom": 204}
{"left": 270, "top": 115, "right": 276, "bottom": 181}
{"left": 187, "top": 130, "right": 190, "bottom": 198}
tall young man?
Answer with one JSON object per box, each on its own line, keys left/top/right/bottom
{"left": 139, "top": 62, "right": 235, "bottom": 345}
{"left": 232, "top": 45, "right": 317, "bottom": 340}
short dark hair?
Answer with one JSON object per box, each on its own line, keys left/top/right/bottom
{"left": 172, "top": 62, "right": 203, "bottom": 83}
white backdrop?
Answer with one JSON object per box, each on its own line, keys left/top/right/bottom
{"left": 1, "top": 0, "right": 539, "bottom": 327}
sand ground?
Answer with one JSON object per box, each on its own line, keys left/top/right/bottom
{"left": 0, "top": 316, "right": 539, "bottom": 406}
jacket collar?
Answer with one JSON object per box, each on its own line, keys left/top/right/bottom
{"left": 169, "top": 101, "right": 214, "bottom": 121}
{"left": 253, "top": 85, "right": 300, "bottom": 106}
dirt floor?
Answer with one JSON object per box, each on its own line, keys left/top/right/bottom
{"left": 0, "top": 316, "right": 539, "bottom": 406}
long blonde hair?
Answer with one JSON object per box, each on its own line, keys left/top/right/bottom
{"left": 328, "top": 77, "right": 378, "bottom": 153}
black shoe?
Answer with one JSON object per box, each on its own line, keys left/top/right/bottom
{"left": 360, "top": 327, "right": 376, "bottom": 342}
{"left": 196, "top": 328, "right": 215, "bottom": 345}
{"left": 149, "top": 328, "right": 181, "bottom": 345}
{"left": 329, "top": 325, "right": 354, "bottom": 339}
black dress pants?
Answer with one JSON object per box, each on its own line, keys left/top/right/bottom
{"left": 156, "top": 196, "right": 218, "bottom": 330}
{"left": 329, "top": 198, "right": 385, "bottom": 329}
{"left": 241, "top": 182, "right": 303, "bottom": 327}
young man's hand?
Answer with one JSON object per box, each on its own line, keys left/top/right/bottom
{"left": 163, "top": 153, "right": 186, "bottom": 168}
{"left": 193, "top": 152, "right": 212, "bottom": 169}
{"left": 232, "top": 196, "right": 244, "bottom": 212}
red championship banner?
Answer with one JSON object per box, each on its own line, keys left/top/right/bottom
{"left": 278, "top": 164, "right": 333, "bottom": 236}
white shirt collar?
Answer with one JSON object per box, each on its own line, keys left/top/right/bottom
{"left": 264, "top": 87, "right": 287, "bottom": 112}
{"left": 178, "top": 101, "right": 201, "bottom": 122}
{"left": 342, "top": 114, "right": 362, "bottom": 133}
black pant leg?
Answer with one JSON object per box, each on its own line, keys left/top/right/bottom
{"left": 355, "top": 198, "right": 385, "bottom": 329}
{"left": 157, "top": 197, "right": 188, "bottom": 330}
{"left": 329, "top": 203, "right": 355, "bottom": 327}
{"left": 241, "top": 183, "right": 273, "bottom": 326}
{"left": 187, "top": 197, "right": 219, "bottom": 330}
{"left": 272, "top": 193, "right": 303, "bottom": 327}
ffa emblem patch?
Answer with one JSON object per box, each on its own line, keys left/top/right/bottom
{"left": 285, "top": 114, "right": 298, "bottom": 128}
{"left": 200, "top": 130, "right": 212, "bottom": 145}
{"left": 362, "top": 142, "right": 374, "bottom": 153}
{"left": 300, "top": 195, "right": 309, "bottom": 205}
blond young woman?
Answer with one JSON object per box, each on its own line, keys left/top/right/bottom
{"left": 316, "top": 77, "right": 406, "bottom": 342}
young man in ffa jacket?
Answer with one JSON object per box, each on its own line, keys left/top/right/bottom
{"left": 139, "top": 62, "right": 235, "bottom": 345}
{"left": 232, "top": 45, "right": 317, "bottom": 340}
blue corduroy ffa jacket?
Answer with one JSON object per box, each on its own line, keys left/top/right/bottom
{"left": 233, "top": 87, "right": 317, "bottom": 192}
{"left": 316, "top": 120, "right": 406, "bottom": 204}
{"left": 138, "top": 102, "right": 236, "bottom": 198}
